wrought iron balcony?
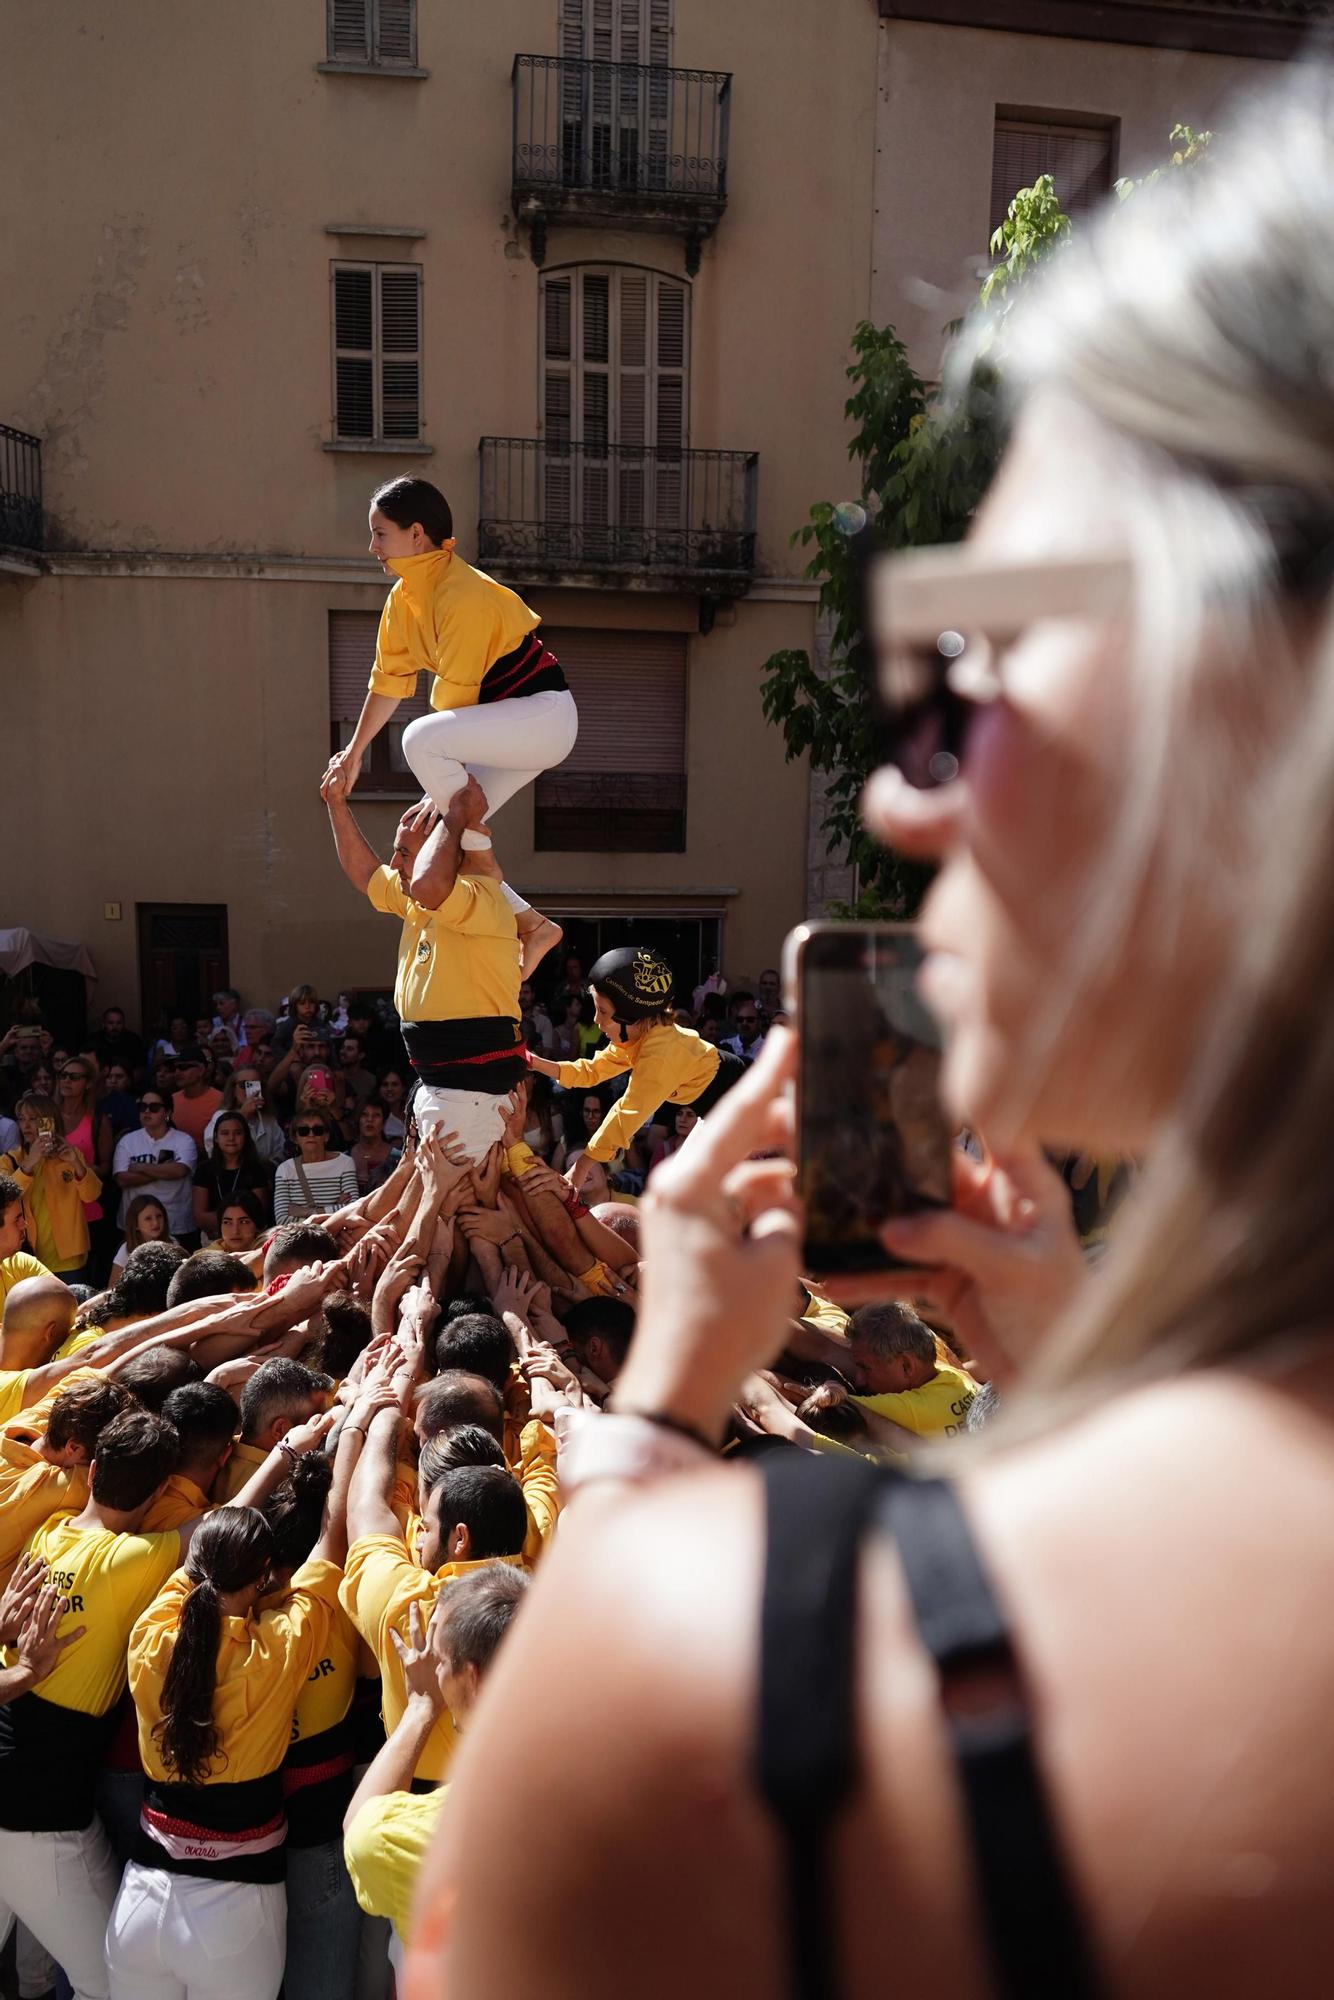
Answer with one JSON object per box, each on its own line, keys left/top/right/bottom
{"left": 511, "top": 54, "right": 731, "bottom": 269}
{"left": 0, "top": 425, "right": 42, "bottom": 552}
{"left": 478, "top": 437, "right": 758, "bottom": 594}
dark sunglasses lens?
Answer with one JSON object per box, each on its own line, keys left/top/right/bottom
{"left": 874, "top": 631, "right": 972, "bottom": 790}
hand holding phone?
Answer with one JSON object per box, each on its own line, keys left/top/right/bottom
{"left": 785, "top": 922, "right": 953, "bottom": 1278}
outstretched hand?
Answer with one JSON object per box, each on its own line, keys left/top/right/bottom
{"left": 612, "top": 1028, "right": 801, "bottom": 1444}
{"left": 321, "top": 749, "right": 360, "bottom": 800}
{"left": 390, "top": 1599, "right": 445, "bottom": 1709}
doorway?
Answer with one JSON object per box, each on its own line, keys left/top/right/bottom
{"left": 136, "top": 905, "right": 229, "bottom": 1039}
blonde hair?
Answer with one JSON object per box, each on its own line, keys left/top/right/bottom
{"left": 954, "top": 68, "right": 1334, "bottom": 1399}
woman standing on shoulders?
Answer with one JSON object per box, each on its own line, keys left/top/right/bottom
{"left": 321, "top": 477, "right": 574, "bottom": 976}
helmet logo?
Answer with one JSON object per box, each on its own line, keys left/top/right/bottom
{"left": 634, "top": 951, "right": 673, "bottom": 1001}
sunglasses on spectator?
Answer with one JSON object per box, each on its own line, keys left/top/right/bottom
{"left": 866, "top": 546, "right": 1134, "bottom": 790}
{"left": 139, "top": 1100, "right": 167, "bottom": 1113}
{"left": 60, "top": 1069, "right": 88, "bottom": 1080}
{"left": 293, "top": 1123, "right": 325, "bottom": 1137}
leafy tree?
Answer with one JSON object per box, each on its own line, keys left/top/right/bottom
{"left": 763, "top": 131, "right": 1210, "bottom": 914}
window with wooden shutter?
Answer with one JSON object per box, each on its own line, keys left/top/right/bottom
{"left": 990, "top": 114, "right": 1115, "bottom": 239}
{"left": 332, "top": 263, "right": 421, "bottom": 443}
{"left": 327, "top": 0, "right": 417, "bottom": 65}
{"left": 534, "top": 628, "right": 687, "bottom": 852}
{"left": 557, "top": 0, "right": 673, "bottom": 191}
{"left": 539, "top": 266, "right": 689, "bottom": 560}
{"left": 328, "top": 610, "right": 432, "bottom": 796}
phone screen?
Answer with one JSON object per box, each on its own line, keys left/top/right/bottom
{"left": 790, "top": 924, "right": 952, "bottom": 1274}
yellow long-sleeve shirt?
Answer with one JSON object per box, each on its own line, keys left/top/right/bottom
{"left": 368, "top": 548, "right": 541, "bottom": 713}
{"left": 556, "top": 1021, "right": 720, "bottom": 1162}
{"left": 130, "top": 1558, "right": 342, "bottom": 1784}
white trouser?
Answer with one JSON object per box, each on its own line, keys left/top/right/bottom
{"left": 401, "top": 688, "right": 578, "bottom": 845}
{"left": 16, "top": 1920, "right": 56, "bottom": 1999}
{"left": 0, "top": 1818, "right": 119, "bottom": 2000}
{"left": 413, "top": 1084, "right": 514, "bottom": 1164}
{"left": 106, "top": 1860, "right": 286, "bottom": 2000}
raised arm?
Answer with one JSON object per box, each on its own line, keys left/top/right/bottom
{"left": 322, "top": 772, "right": 383, "bottom": 895}
{"left": 343, "top": 1598, "right": 444, "bottom": 1832}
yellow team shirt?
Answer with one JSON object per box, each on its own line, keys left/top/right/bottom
{"left": 340, "top": 1539, "right": 523, "bottom": 1783}
{"left": 212, "top": 1440, "right": 269, "bottom": 1504}
{"left": 557, "top": 1021, "right": 720, "bottom": 1162}
{"left": 290, "top": 1598, "right": 360, "bottom": 1749}
{"left": 345, "top": 1785, "right": 447, "bottom": 1942}
{"left": 130, "top": 1558, "right": 342, "bottom": 1784}
{"left": 15, "top": 1513, "right": 181, "bottom": 1716}
{"left": 3, "top": 1366, "right": 101, "bottom": 1447}
{"left": 0, "top": 1251, "right": 47, "bottom": 1308}
{"left": 368, "top": 548, "right": 541, "bottom": 714}
{"left": 853, "top": 1361, "right": 978, "bottom": 1439}
{"left": 0, "top": 1371, "right": 31, "bottom": 1426}
{"left": 52, "top": 1324, "right": 110, "bottom": 1362}
{"left": 368, "top": 867, "right": 520, "bottom": 1027}
{"left": 142, "top": 1472, "right": 213, "bottom": 1533}
{"left": 0, "top": 1436, "right": 84, "bottom": 1589}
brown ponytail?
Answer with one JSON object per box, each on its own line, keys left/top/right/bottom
{"left": 155, "top": 1506, "right": 273, "bottom": 1784}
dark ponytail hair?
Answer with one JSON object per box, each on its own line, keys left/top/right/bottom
{"left": 156, "top": 1507, "right": 273, "bottom": 1784}
{"left": 263, "top": 1451, "right": 333, "bottom": 1573}
{"left": 371, "top": 476, "right": 453, "bottom": 547}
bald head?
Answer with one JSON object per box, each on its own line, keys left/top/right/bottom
{"left": 1, "top": 1274, "right": 78, "bottom": 1370}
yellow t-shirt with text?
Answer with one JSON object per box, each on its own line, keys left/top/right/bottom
{"left": 853, "top": 1362, "right": 977, "bottom": 1439}
{"left": 16, "top": 1513, "right": 181, "bottom": 1716}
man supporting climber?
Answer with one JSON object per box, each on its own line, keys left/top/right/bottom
{"left": 321, "top": 769, "right": 525, "bottom": 1163}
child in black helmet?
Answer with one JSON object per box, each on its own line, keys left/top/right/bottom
{"left": 528, "top": 947, "right": 746, "bottom": 1183}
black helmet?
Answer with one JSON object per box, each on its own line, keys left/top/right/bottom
{"left": 588, "top": 947, "right": 675, "bottom": 1036}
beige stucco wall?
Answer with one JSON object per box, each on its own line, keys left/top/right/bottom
{"left": 0, "top": 569, "right": 810, "bottom": 1008}
{"left": 871, "top": 18, "right": 1279, "bottom": 376}
{"left": 1, "top": 0, "right": 886, "bottom": 1021}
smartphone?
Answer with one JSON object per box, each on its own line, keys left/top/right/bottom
{"left": 785, "top": 922, "right": 953, "bottom": 1275}
{"left": 35, "top": 1113, "right": 56, "bottom": 1139}
{"left": 243, "top": 1080, "right": 263, "bottom": 1103}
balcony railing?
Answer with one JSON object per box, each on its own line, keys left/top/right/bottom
{"left": 478, "top": 437, "right": 758, "bottom": 591}
{"left": 0, "top": 425, "right": 42, "bottom": 551}
{"left": 512, "top": 54, "right": 730, "bottom": 259}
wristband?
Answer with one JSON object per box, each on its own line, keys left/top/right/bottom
{"left": 278, "top": 1441, "right": 301, "bottom": 1469}
{"left": 607, "top": 1406, "right": 718, "bottom": 1454}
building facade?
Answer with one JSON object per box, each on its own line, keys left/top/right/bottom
{"left": 1, "top": 0, "right": 1319, "bottom": 1034}
{"left": 1, "top": 0, "right": 878, "bottom": 1030}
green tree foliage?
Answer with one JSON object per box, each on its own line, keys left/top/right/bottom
{"left": 763, "top": 132, "right": 1211, "bottom": 914}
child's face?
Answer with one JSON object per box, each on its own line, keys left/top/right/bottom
{"left": 140, "top": 1206, "right": 167, "bottom": 1241}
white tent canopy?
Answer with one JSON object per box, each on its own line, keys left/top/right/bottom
{"left": 0, "top": 928, "right": 97, "bottom": 986}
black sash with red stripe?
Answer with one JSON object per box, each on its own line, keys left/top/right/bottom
{"left": 404, "top": 1016, "right": 529, "bottom": 1094}
{"left": 478, "top": 633, "right": 566, "bottom": 705}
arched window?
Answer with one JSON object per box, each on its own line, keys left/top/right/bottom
{"left": 540, "top": 264, "right": 688, "bottom": 554}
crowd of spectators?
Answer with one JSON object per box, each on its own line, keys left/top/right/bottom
{"left": 0, "top": 959, "right": 859, "bottom": 1999}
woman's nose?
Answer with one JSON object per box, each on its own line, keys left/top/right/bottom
{"left": 862, "top": 765, "right": 967, "bottom": 861}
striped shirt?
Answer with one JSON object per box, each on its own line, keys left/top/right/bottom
{"left": 273, "top": 1154, "right": 359, "bottom": 1223}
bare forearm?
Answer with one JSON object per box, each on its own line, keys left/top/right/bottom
{"left": 409, "top": 811, "right": 465, "bottom": 910}
{"left": 344, "top": 1692, "right": 439, "bottom": 1832}
{"left": 349, "top": 690, "right": 400, "bottom": 756}
{"left": 574, "top": 1208, "right": 638, "bottom": 1273}
{"left": 346, "top": 1409, "right": 402, "bottom": 1542}
{"left": 327, "top": 796, "right": 381, "bottom": 896}
{"left": 312, "top": 1421, "right": 366, "bottom": 1568}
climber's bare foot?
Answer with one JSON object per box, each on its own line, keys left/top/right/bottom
{"left": 518, "top": 913, "right": 564, "bottom": 979}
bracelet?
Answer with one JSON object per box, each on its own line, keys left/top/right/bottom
{"left": 345, "top": 1423, "right": 369, "bottom": 1439}
{"left": 278, "top": 1441, "right": 301, "bottom": 1468}
{"left": 606, "top": 1406, "right": 719, "bottom": 1454}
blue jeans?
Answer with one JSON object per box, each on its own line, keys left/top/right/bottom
{"left": 284, "top": 1838, "right": 363, "bottom": 2000}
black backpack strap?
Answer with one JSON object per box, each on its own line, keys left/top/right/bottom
{"left": 753, "top": 1448, "right": 890, "bottom": 2000}
{"left": 880, "top": 1477, "right": 1106, "bottom": 2000}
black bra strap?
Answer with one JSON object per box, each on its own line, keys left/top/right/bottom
{"left": 880, "top": 1478, "right": 1106, "bottom": 2000}
{"left": 754, "top": 1449, "right": 889, "bottom": 2000}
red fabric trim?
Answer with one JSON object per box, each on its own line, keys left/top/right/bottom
{"left": 281, "top": 1751, "right": 354, "bottom": 1795}
{"left": 418, "top": 1040, "right": 528, "bottom": 1071}
{"left": 142, "top": 1805, "right": 285, "bottom": 1844}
